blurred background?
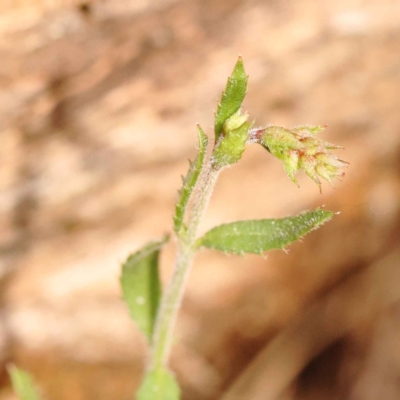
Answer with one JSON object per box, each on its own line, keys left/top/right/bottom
{"left": 1, "top": 0, "right": 400, "bottom": 399}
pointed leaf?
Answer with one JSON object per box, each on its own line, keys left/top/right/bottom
{"left": 137, "top": 367, "right": 180, "bottom": 400}
{"left": 173, "top": 126, "right": 208, "bottom": 235}
{"left": 8, "top": 366, "right": 43, "bottom": 400}
{"left": 214, "top": 57, "right": 248, "bottom": 141}
{"left": 198, "top": 209, "right": 334, "bottom": 254}
{"left": 121, "top": 236, "right": 168, "bottom": 342}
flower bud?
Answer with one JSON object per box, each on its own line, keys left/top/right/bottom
{"left": 223, "top": 110, "right": 249, "bottom": 133}
{"left": 282, "top": 150, "right": 300, "bottom": 185}
{"left": 211, "top": 110, "right": 251, "bottom": 169}
{"left": 299, "top": 154, "right": 321, "bottom": 187}
{"left": 260, "top": 126, "right": 305, "bottom": 156}
{"left": 252, "top": 125, "right": 348, "bottom": 191}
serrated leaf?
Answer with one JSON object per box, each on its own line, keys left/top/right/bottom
{"left": 214, "top": 57, "right": 248, "bottom": 142}
{"left": 198, "top": 209, "right": 334, "bottom": 254}
{"left": 173, "top": 126, "right": 208, "bottom": 235}
{"left": 137, "top": 367, "right": 180, "bottom": 400}
{"left": 8, "top": 365, "right": 43, "bottom": 400}
{"left": 121, "top": 236, "right": 168, "bottom": 342}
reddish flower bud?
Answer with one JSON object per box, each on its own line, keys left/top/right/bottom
{"left": 251, "top": 125, "right": 348, "bottom": 192}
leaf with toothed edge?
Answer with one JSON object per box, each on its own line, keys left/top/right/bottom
{"left": 173, "top": 125, "right": 208, "bottom": 235}
{"left": 121, "top": 236, "right": 168, "bottom": 342}
{"left": 137, "top": 366, "right": 180, "bottom": 400}
{"left": 8, "top": 365, "right": 43, "bottom": 400}
{"left": 214, "top": 56, "right": 248, "bottom": 142}
{"left": 197, "top": 209, "right": 334, "bottom": 254}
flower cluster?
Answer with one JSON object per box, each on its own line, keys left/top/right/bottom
{"left": 249, "top": 125, "right": 348, "bottom": 192}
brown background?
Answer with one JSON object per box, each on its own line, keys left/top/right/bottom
{"left": 1, "top": 0, "right": 400, "bottom": 399}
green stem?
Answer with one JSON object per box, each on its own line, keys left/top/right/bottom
{"left": 150, "top": 163, "right": 220, "bottom": 369}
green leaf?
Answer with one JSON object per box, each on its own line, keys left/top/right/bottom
{"left": 198, "top": 209, "right": 334, "bottom": 254}
{"left": 173, "top": 125, "right": 208, "bottom": 235}
{"left": 8, "top": 365, "right": 43, "bottom": 400}
{"left": 214, "top": 56, "right": 248, "bottom": 142}
{"left": 121, "top": 236, "right": 168, "bottom": 342}
{"left": 137, "top": 367, "right": 180, "bottom": 400}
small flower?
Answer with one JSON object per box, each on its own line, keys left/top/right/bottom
{"left": 250, "top": 125, "right": 348, "bottom": 192}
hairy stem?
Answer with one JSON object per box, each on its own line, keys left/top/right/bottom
{"left": 150, "top": 163, "right": 220, "bottom": 369}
